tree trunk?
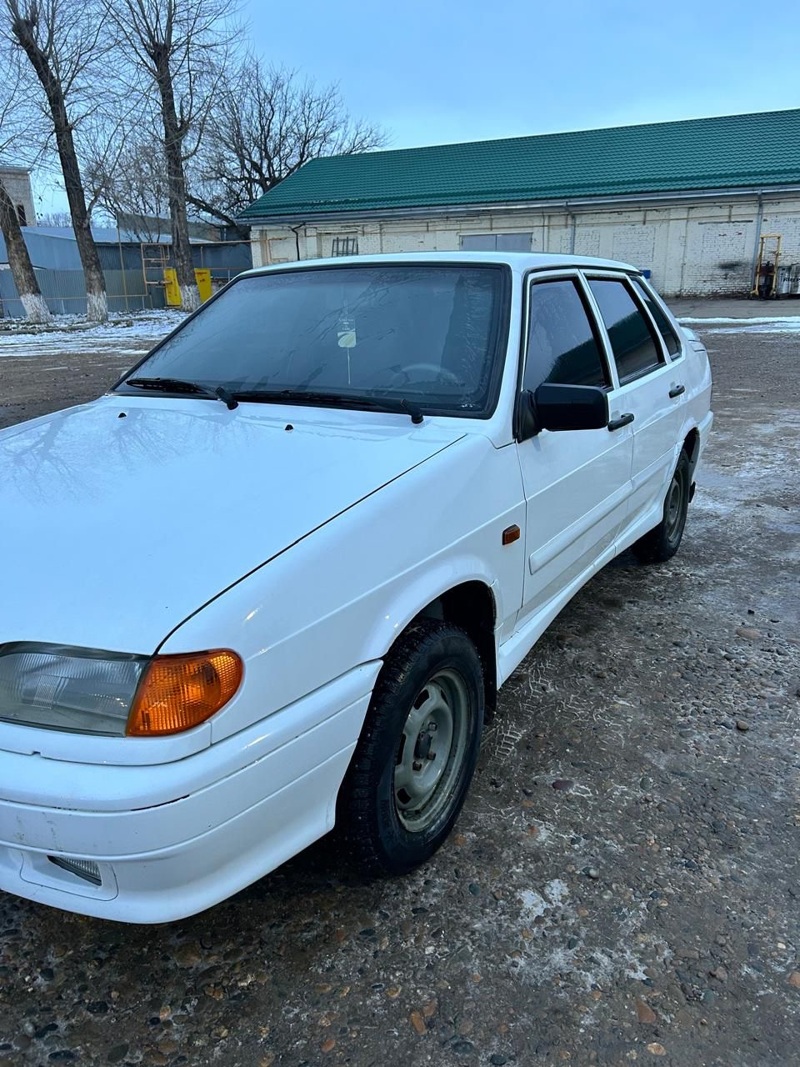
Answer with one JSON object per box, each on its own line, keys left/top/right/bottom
{"left": 9, "top": 13, "right": 108, "bottom": 322}
{"left": 0, "top": 180, "right": 52, "bottom": 323}
{"left": 156, "top": 63, "right": 199, "bottom": 312}
{"left": 54, "top": 115, "right": 109, "bottom": 322}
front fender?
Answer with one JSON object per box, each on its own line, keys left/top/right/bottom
{"left": 160, "top": 433, "right": 526, "bottom": 743}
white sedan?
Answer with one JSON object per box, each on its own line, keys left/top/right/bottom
{"left": 0, "top": 253, "right": 712, "bottom": 922}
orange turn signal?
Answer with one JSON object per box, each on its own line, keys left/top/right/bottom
{"left": 126, "top": 650, "right": 243, "bottom": 736}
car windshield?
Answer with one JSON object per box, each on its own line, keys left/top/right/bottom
{"left": 116, "top": 264, "right": 509, "bottom": 418}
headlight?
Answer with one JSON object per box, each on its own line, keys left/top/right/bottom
{"left": 0, "top": 644, "right": 146, "bottom": 735}
{"left": 0, "top": 644, "right": 243, "bottom": 737}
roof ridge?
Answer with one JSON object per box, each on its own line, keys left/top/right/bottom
{"left": 314, "top": 107, "right": 800, "bottom": 165}
{"left": 239, "top": 108, "right": 800, "bottom": 221}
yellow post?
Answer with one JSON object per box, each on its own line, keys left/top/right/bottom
{"left": 163, "top": 268, "right": 181, "bottom": 307}
{"left": 194, "top": 268, "right": 212, "bottom": 302}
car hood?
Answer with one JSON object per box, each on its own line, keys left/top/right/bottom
{"left": 0, "top": 396, "right": 465, "bottom": 653}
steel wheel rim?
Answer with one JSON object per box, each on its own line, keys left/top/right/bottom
{"left": 665, "top": 472, "right": 684, "bottom": 541}
{"left": 394, "top": 668, "right": 470, "bottom": 833}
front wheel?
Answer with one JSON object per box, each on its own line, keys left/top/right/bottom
{"left": 632, "top": 451, "right": 690, "bottom": 563}
{"left": 337, "top": 621, "right": 484, "bottom": 876}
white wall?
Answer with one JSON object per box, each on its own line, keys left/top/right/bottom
{"left": 251, "top": 194, "right": 800, "bottom": 297}
{"left": 0, "top": 168, "right": 36, "bottom": 227}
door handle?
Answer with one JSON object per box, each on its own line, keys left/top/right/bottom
{"left": 607, "top": 413, "right": 634, "bottom": 432}
{"left": 669, "top": 384, "right": 686, "bottom": 398}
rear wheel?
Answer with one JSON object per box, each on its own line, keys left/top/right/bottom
{"left": 632, "top": 451, "right": 690, "bottom": 564}
{"left": 338, "top": 620, "right": 484, "bottom": 875}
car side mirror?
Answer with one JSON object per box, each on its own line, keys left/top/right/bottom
{"left": 518, "top": 383, "right": 609, "bottom": 441}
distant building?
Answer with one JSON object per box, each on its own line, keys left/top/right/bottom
{"left": 114, "top": 212, "right": 232, "bottom": 244}
{"left": 239, "top": 109, "right": 800, "bottom": 297}
{"left": 0, "top": 166, "right": 36, "bottom": 227}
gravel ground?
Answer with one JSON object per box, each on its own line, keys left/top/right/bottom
{"left": 0, "top": 301, "right": 798, "bottom": 1067}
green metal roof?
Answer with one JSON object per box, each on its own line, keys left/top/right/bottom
{"left": 239, "top": 109, "right": 800, "bottom": 222}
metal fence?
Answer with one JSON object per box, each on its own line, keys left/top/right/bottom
{"left": 0, "top": 240, "right": 253, "bottom": 319}
{"left": 0, "top": 267, "right": 154, "bottom": 317}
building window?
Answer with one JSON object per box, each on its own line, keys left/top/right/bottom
{"left": 16, "top": 203, "right": 27, "bottom": 227}
{"left": 461, "top": 233, "right": 532, "bottom": 252}
{"left": 331, "top": 236, "right": 359, "bottom": 257}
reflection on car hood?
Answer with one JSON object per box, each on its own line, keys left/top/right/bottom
{"left": 0, "top": 396, "right": 464, "bottom": 653}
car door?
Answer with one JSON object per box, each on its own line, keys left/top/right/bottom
{"left": 584, "top": 273, "right": 686, "bottom": 535}
{"left": 516, "top": 272, "right": 634, "bottom": 627}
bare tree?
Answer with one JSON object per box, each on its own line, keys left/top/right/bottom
{"left": 4, "top": 0, "right": 109, "bottom": 321}
{"left": 35, "top": 209, "right": 72, "bottom": 227}
{"left": 0, "top": 179, "right": 52, "bottom": 322}
{"left": 194, "top": 57, "right": 387, "bottom": 222}
{"left": 101, "top": 0, "right": 236, "bottom": 312}
{"left": 80, "top": 107, "right": 172, "bottom": 241}
{"left": 84, "top": 137, "right": 171, "bottom": 241}
{"left": 0, "top": 59, "right": 51, "bottom": 322}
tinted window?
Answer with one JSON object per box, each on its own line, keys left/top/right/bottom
{"left": 524, "top": 279, "right": 609, "bottom": 391}
{"left": 118, "top": 265, "right": 508, "bottom": 418}
{"left": 632, "top": 279, "right": 680, "bottom": 356}
{"left": 588, "top": 278, "right": 663, "bottom": 381}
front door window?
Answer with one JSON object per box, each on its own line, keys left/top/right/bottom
{"left": 524, "top": 278, "right": 610, "bottom": 391}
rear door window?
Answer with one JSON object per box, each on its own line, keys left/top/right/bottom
{"left": 588, "top": 278, "right": 664, "bottom": 382}
{"left": 524, "top": 278, "right": 610, "bottom": 392}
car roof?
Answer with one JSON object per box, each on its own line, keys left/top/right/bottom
{"left": 241, "top": 250, "right": 640, "bottom": 276}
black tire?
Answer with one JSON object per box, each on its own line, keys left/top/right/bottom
{"left": 632, "top": 450, "right": 691, "bottom": 564}
{"left": 337, "top": 620, "right": 484, "bottom": 876}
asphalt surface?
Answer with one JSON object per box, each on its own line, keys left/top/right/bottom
{"left": 0, "top": 301, "right": 798, "bottom": 1067}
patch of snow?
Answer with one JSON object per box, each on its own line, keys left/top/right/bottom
{"left": 622, "top": 952, "right": 650, "bottom": 981}
{"left": 519, "top": 878, "right": 569, "bottom": 920}
{"left": 543, "top": 878, "right": 569, "bottom": 906}
{"left": 0, "top": 310, "right": 187, "bottom": 359}
{"left": 679, "top": 315, "right": 797, "bottom": 324}
{"left": 679, "top": 315, "right": 800, "bottom": 335}
{"left": 518, "top": 889, "right": 548, "bottom": 920}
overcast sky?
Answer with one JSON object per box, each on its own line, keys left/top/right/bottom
{"left": 244, "top": 0, "right": 800, "bottom": 147}
{"left": 33, "top": 0, "right": 800, "bottom": 214}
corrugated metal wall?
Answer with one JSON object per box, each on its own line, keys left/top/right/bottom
{"left": 0, "top": 238, "right": 252, "bottom": 318}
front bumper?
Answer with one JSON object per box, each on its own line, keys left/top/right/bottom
{"left": 0, "top": 664, "right": 379, "bottom": 923}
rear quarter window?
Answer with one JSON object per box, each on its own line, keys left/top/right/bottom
{"left": 632, "top": 279, "right": 681, "bottom": 357}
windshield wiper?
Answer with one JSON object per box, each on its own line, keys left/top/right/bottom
{"left": 233, "top": 389, "right": 424, "bottom": 425}
{"left": 123, "top": 377, "right": 238, "bottom": 410}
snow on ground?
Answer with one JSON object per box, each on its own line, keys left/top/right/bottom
{"left": 678, "top": 315, "right": 800, "bottom": 335}
{"left": 0, "top": 310, "right": 186, "bottom": 359}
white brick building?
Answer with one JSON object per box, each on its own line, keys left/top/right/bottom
{"left": 239, "top": 109, "right": 800, "bottom": 298}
